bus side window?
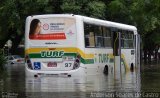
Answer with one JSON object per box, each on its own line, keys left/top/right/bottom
{"left": 84, "top": 23, "right": 95, "bottom": 47}
{"left": 128, "top": 31, "right": 134, "bottom": 48}
{"left": 84, "top": 24, "right": 89, "bottom": 47}
{"left": 88, "top": 32, "right": 95, "bottom": 47}
{"left": 102, "top": 27, "right": 111, "bottom": 47}
{"left": 121, "top": 31, "right": 125, "bottom": 48}
{"left": 121, "top": 31, "right": 134, "bottom": 48}
{"left": 95, "top": 26, "right": 103, "bottom": 47}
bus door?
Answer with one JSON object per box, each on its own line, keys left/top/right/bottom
{"left": 112, "top": 29, "right": 122, "bottom": 79}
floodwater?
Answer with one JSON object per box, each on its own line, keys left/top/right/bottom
{"left": 0, "top": 62, "right": 160, "bottom": 98}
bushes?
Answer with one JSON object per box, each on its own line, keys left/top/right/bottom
{"left": 0, "top": 49, "right": 8, "bottom": 79}
{"left": 0, "top": 49, "right": 6, "bottom": 72}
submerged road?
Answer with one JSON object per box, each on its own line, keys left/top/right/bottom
{"left": 0, "top": 62, "right": 160, "bottom": 98}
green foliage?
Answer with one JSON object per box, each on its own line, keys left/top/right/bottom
{"left": 0, "top": 49, "right": 6, "bottom": 72}
{"left": 61, "top": 0, "right": 81, "bottom": 14}
{"left": 0, "top": 50, "right": 7, "bottom": 78}
{"left": 107, "top": 0, "right": 132, "bottom": 23}
{"left": 133, "top": 0, "right": 160, "bottom": 34}
{"left": 86, "top": 1, "right": 106, "bottom": 18}
{"left": 0, "top": 0, "right": 53, "bottom": 49}
{"left": 61, "top": 0, "right": 106, "bottom": 18}
{"left": 107, "top": 0, "right": 160, "bottom": 47}
{"left": 150, "top": 29, "right": 160, "bottom": 45}
{"left": 0, "top": 0, "right": 159, "bottom": 54}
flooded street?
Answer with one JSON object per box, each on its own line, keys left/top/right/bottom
{"left": 0, "top": 62, "right": 160, "bottom": 98}
{"left": 141, "top": 63, "right": 160, "bottom": 92}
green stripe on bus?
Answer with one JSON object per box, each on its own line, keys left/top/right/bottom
{"left": 64, "top": 53, "right": 77, "bottom": 57}
{"left": 29, "top": 53, "right": 42, "bottom": 58}
{"left": 28, "top": 53, "right": 94, "bottom": 64}
{"left": 81, "top": 58, "right": 94, "bottom": 64}
{"left": 29, "top": 53, "right": 76, "bottom": 58}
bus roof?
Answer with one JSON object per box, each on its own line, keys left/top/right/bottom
{"left": 27, "top": 14, "right": 138, "bottom": 34}
{"left": 80, "top": 15, "right": 137, "bottom": 33}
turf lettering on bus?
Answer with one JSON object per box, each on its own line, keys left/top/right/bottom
{"left": 41, "top": 51, "right": 64, "bottom": 58}
{"left": 98, "top": 54, "right": 109, "bottom": 63}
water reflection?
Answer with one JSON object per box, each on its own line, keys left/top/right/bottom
{"left": 141, "top": 63, "right": 160, "bottom": 92}
{"left": 4, "top": 63, "right": 160, "bottom": 98}
{"left": 25, "top": 70, "right": 141, "bottom": 98}
{"left": 0, "top": 64, "right": 25, "bottom": 92}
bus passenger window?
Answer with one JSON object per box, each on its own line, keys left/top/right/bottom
{"left": 85, "top": 37, "right": 89, "bottom": 47}
{"left": 95, "top": 26, "right": 103, "bottom": 47}
{"left": 88, "top": 32, "right": 95, "bottom": 47}
{"left": 128, "top": 32, "right": 134, "bottom": 48}
{"left": 121, "top": 31, "right": 125, "bottom": 48}
{"left": 103, "top": 27, "right": 111, "bottom": 47}
{"left": 121, "top": 31, "right": 134, "bottom": 48}
{"left": 84, "top": 23, "right": 95, "bottom": 47}
{"left": 85, "top": 32, "right": 95, "bottom": 47}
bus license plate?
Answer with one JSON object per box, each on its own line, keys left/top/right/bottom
{"left": 47, "top": 62, "right": 57, "bottom": 67}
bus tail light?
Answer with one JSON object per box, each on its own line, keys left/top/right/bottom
{"left": 25, "top": 55, "right": 33, "bottom": 70}
{"left": 73, "top": 54, "right": 81, "bottom": 70}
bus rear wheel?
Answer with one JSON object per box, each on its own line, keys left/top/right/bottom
{"left": 130, "top": 63, "right": 134, "bottom": 72}
{"left": 103, "top": 65, "right": 108, "bottom": 75}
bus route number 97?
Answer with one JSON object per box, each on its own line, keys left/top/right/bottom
{"left": 65, "top": 63, "right": 72, "bottom": 67}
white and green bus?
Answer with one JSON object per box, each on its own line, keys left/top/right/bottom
{"left": 25, "top": 14, "right": 140, "bottom": 77}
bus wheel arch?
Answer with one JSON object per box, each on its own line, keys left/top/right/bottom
{"left": 103, "top": 65, "right": 109, "bottom": 75}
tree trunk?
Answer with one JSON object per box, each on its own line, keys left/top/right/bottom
{"left": 143, "top": 48, "right": 147, "bottom": 64}
{"left": 148, "top": 50, "right": 151, "bottom": 64}
{"left": 154, "top": 50, "right": 158, "bottom": 61}
{"left": 10, "top": 33, "right": 24, "bottom": 55}
{"left": 0, "top": 30, "right": 13, "bottom": 48}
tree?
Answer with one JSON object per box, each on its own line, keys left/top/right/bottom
{"left": 0, "top": 49, "right": 7, "bottom": 76}
{"left": 0, "top": 0, "right": 159, "bottom": 62}
{"left": 107, "top": 0, "right": 132, "bottom": 23}
{"left": 107, "top": 0, "right": 160, "bottom": 62}
{"left": 61, "top": 0, "right": 106, "bottom": 19}
{"left": 137, "top": 0, "right": 160, "bottom": 63}
{"left": 0, "top": 0, "right": 106, "bottom": 54}
{"left": 0, "top": 0, "right": 52, "bottom": 54}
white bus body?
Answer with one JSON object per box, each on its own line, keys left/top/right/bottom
{"left": 25, "top": 14, "right": 140, "bottom": 77}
